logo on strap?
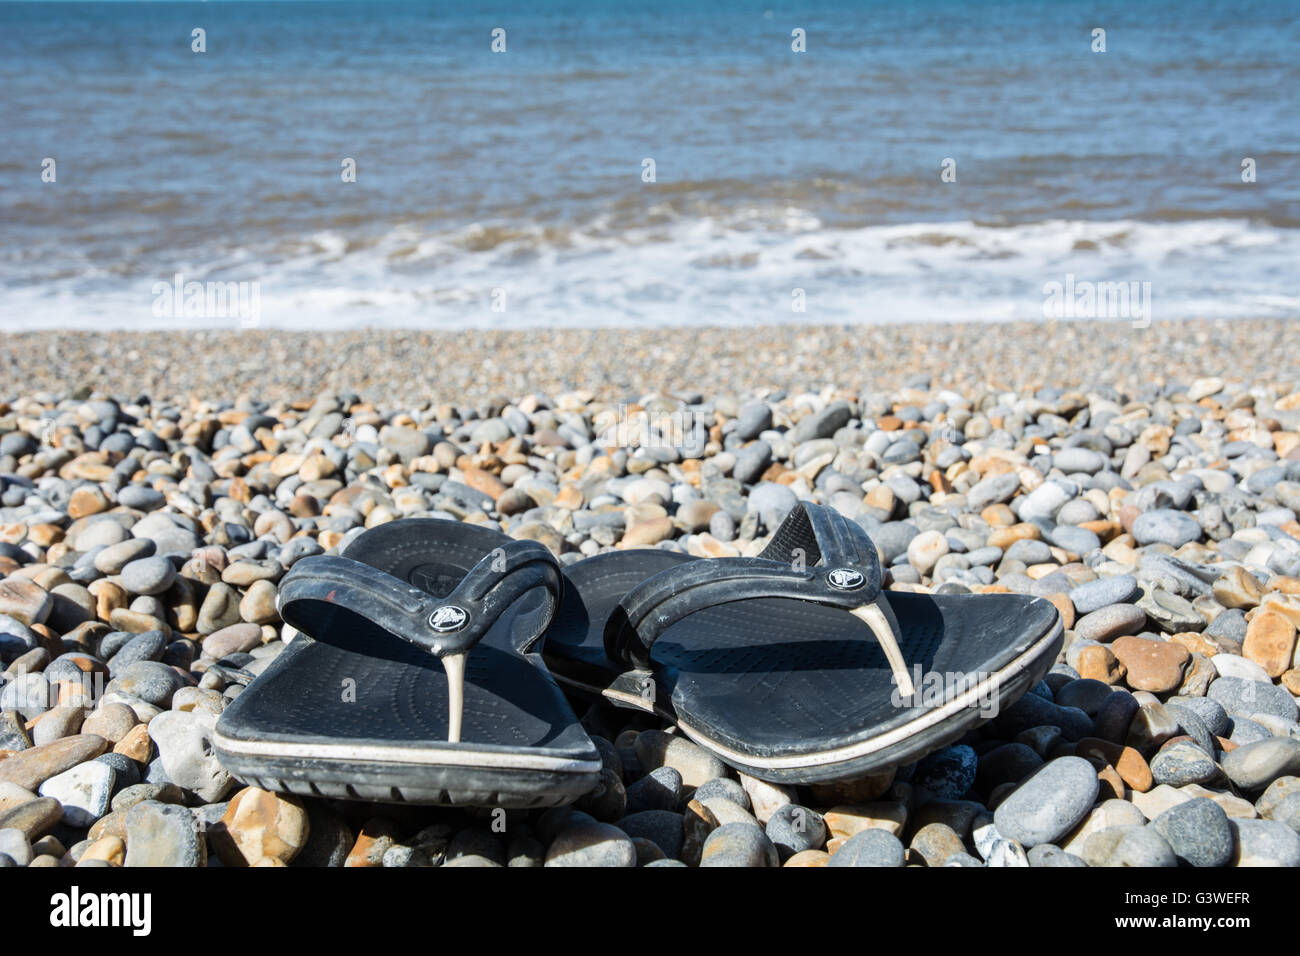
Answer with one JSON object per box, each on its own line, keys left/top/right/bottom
{"left": 428, "top": 605, "right": 469, "bottom": 632}
{"left": 826, "top": 568, "right": 866, "bottom": 590}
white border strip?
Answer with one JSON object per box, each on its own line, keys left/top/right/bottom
{"left": 212, "top": 729, "right": 602, "bottom": 774}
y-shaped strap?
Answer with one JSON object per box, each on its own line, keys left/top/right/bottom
{"left": 278, "top": 539, "right": 562, "bottom": 743}
{"left": 605, "top": 502, "right": 915, "bottom": 696}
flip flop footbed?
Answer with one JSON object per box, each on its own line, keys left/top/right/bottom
{"left": 544, "top": 549, "right": 1063, "bottom": 783}
{"left": 214, "top": 520, "right": 600, "bottom": 807}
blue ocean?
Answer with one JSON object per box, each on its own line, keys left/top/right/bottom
{"left": 1, "top": 0, "right": 1298, "bottom": 328}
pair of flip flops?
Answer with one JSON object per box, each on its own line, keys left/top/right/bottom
{"left": 213, "top": 503, "right": 1063, "bottom": 807}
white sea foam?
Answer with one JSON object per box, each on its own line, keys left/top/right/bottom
{"left": 2, "top": 217, "right": 1296, "bottom": 330}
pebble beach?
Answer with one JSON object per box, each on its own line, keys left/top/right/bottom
{"left": 2, "top": 317, "right": 1300, "bottom": 868}
{"left": 7, "top": 318, "right": 1300, "bottom": 406}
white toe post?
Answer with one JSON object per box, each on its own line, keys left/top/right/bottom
{"left": 441, "top": 651, "right": 467, "bottom": 743}
{"left": 851, "top": 603, "right": 916, "bottom": 697}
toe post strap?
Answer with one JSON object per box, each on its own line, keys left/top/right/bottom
{"left": 279, "top": 539, "right": 563, "bottom": 744}
{"left": 850, "top": 602, "right": 915, "bottom": 698}
{"left": 606, "top": 502, "right": 915, "bottom": 694}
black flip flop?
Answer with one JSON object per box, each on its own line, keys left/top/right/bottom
{"left": 542, "top": 502, "right": 1064, "bottom": 784}
{"left": 213, "top": 520, "right": 601, "bottom": 807}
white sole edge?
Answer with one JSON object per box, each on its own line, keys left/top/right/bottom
{"left": 211, "top": 729, "right": 602, "bottom": 775}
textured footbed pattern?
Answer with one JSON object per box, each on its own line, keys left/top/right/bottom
{"left": 214, "top": 520, "right": 600, "bottom": 806}
{"left": 543, "top": 550, "right": 1063, "bottom": 782}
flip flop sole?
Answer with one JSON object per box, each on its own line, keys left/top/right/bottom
{"left": 544, "top": 549, "right": 1064, "bottom": 784}
{"left": 213, "top": 729, "right": 600, "bottom": 807}
{"left": 214, "top": 519, "right": 600, "bottom": 806}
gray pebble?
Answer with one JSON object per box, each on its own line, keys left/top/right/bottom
{"left": 616, "top": 810, "right": 684, "bottom": 859}
{"left": 1231, "top": 818, "right": 1300, "bottom": 866}
{"left": 992, "top": 756, "right": 1098, "bottom": 847}
{"left": 1209, "top": 677, "right": 1299, "bottom": 723}
{"left": 1084, "top": 825, "right": 1177, "bottom": 867}
{"left": 1132, "top": 509, "right": 1203, "bottom": 548}
{"left": 1026, "top": 843, "right": 1088, "bottom": 867}
{"left": 1220, "top": 738, "right": 1300, "bottom": 791}
{"left": 828, "top": 828, "right": 905, "bottom": 867}
{"left": 120, "top": 556, "right": 178, "bottom": 596}
{"left": 692, "top": 777, "right": 750, "bottom": 810}
{"left": 1150, "top": 741, "right": 1219, "bottom": 787}
{"left": 624, "top": 766, "right": 683, "bottom": 814}
{"left": 1152, "top": 798, "right": 1234, "bottom": 867}
{"left": 699, "top": 822, "right": 779, "bottom": 867}
{"left": 765, "top": 804, "right": 827, "bottom": 860}
{"left": 1068, "top": 575, "right": 1139, "bottom": 614}
{"left": 544, "top": 820, "right": 636, "bottom": 868}
{"left": 1074, "top": 604, "right": 1147, "bottom": 644}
